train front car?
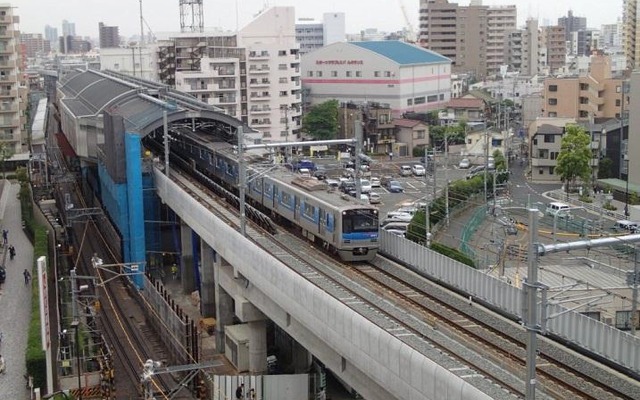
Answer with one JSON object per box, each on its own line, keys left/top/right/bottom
{"left": 338, "top": 206, "right": 379, "bottom": 262}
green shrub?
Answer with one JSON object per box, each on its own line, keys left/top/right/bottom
{"left": 603, "top": 203, "right": 617, "bottom": 211}
{"left": 430, "top": 242, "right": 476, "bottom": 268}
{"left": 579, "top": 194, "right": 593, "bottom": 203}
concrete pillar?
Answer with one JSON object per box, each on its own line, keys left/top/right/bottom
{"left": 214, "top": 255, "right": 234, "bottom": 353}
{"left": 248, "top": 320, "right": 268, "bottom": 374}
{"left": 199, "top": 240, "right": 215, "bottom": 318}
{"left": 180, "top": 221, "right": 195, "bottom": 294}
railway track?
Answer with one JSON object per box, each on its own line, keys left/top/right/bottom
{"left": 346, "top": 262, "right": 631, "bottom": 399}
{"left": 169, "top": 162, "right": 640, "bottom": 399}
{"left": 64, "top": 181, "right": 176, "bottom": 398}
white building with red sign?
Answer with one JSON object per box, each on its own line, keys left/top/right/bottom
{"left": 301, "top": 41, "right": 451, "bottom": 116}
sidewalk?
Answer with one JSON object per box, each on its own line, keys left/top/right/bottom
{"left": 0, "top": 181, "right": 35, "bottom": 400}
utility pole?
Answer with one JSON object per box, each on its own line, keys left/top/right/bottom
{"left": 163, "top": 110, "right": 169, "bottom": 176}
{"left": 424, "top": 146, "right": 431, "bottom": 247}
{"left": 484, "top": 129, "right": 489, "bottom": 205}
{"left": 632, "top": 246, "right": 639, "bottom": 335}
{"left": 238, "top": 126, "right": 246, "bottom": 236}
{"left": 524, "top": 208, "right": 540, "bottom": 400}
{"left": 445, "top": 129, "right": 450, "bottom": 226}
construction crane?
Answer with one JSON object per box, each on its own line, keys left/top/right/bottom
{"left": 398, "top": 0, "right": 416, "bottom": 43}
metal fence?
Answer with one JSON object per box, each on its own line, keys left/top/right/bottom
{"left": 459, "top": 205, "right": 487, "bottom": 262}
{"left": 379, "top": 230, "right": 640, "bottom": 374}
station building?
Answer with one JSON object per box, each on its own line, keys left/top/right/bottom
{"left": 301, "top": 41, "right": 451, "bottom": 117}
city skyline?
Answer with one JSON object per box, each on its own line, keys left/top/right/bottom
{"left": 10, "top": 0, "right": 624, "bottom": 39}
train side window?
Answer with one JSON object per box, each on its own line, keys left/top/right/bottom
{"left": 326, "top": 214, "right": 334, "bottom": 232}
{"left": 264, "top": 183, "right": 273, "bottom": 198}
{"left": 302, "top": 202, "right": 315, "bottom": 219}
{"left": 226, "top": 163, "right": 233, "bottom": 176}
{"left": 254, "top": 179, "right": 263, "bottom": 193}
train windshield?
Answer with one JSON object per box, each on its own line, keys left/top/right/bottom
{"left": 342, "top": 209, "right": 379, "bottom": 233}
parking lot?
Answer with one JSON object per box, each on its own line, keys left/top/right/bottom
{"left": 314, "top": 157, "right": 470, "bottom": 219}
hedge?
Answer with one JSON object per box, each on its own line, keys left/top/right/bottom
{"left": 429, "top": 242, "right": 476, "bottom": 268}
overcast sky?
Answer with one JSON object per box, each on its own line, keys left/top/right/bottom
{"left": 11, "top": 0, "right": 623, "bottom": 39}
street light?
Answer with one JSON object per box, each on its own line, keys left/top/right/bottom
{"left": 71, "top": 320, "right": 82, "bottom": 400}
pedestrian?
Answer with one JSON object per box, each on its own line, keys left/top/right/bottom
{"left": 2, "top": 229, "right": 7, "bottom": 246}
{"left": 235, "top": 383, "right": 244, "bottom": 400}
{"left": 388, "top": 151, "right": 393, "bottom": 161}
{"left": 8, "top": 245, "right": 15, "bottom": 260}
{"left": 170, "top": 263, "right": 178, "bottom": 280}
{"left": 248, "top": 388, "right": 256, "bottom": 399}
{"left": 23, "top": 269, "right": 31, "bottom": 285}
{"left": 0, "top": 354, "right": 5, "bottom": 374}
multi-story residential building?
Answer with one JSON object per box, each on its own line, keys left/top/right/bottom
{"left": 529, "top": 118, "right": 575, "bottom": 182}
{"left": 558, "top": 10, "right": 587, "bottom": 41}
{"left": 485, "top": 5, "right": 517, "bottom": 76}
{"left": 301, "top": 40, "right": 451, "bottom": 117}
{"left": 44, "top": 24, "right": 58, "bottom": 51}
{"left": 570, "top": 29, "right": 599, "bottom": 56}
{"left": 419, "top": 0, "right": 516, "bottom": 78}
{"left": 506, "top": 18, "right": 539, "bottom": 76}
{"left": 295, "top": 13, "right": 345, "bottom": 55}
{"left": 20, "top": 33, "right": 51, "bottom": 58}
{"left": 540, "top": 25, "right": 566, "bottom": 73}
{"left": 542, "top": 55, "right": 625, "bottom": 119}
{"left": 100, "top": 45, "right": 158, "bottom": 81}
{"left": 60, "top": 36, "right": 92, "bottom": 54}
{"left": 98, "top": 22, "right": 120, "bottom": 48}
{"left": 0, "top": 5, "right": 28, "bottom": 164}
{"left": 601, "top": 21, "right": 622, "bottom": 49}
{"left": 157, "top": 7, "right": 302, "bottom": 142}
{"left": 623, "top": 0, "right": 639, "bottom": 70}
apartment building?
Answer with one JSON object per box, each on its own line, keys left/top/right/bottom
{"left": 20, "top": 33, "right": 50, "bottom": 58}
{"left": 100, "top": 45, "right": 158, "bottom": 81}
{"left": 628, "top": 71, "right": 640, "bottom": 188}
{"left": 99, "top": 22, "right": 120, "bottom": 49}
{"left": 623, "top": 0, "right": 638, "bottom": 70}
{"left": 0, "top": 5, "right": 28, "bottom": 165}
{"left": 157, "top": 7, "right": 302, "bottom": 142}
{"left": 418, "top": 0, "right": 516, "bottom": 78}
{"left": 506, "top": 18, "right": 539, "bottom": 76}
{"left": 558, "top": 10, "right": 587, "bottom": 41}
{"left": 542, "top": 55, "right": 625, "bottom": 119}
{"left": 529, "top": 118, "right": 576, "bottom": 182}
{"left": 295, "top": 12, "right": 345, "bottom": 55}
{"left": 540, "top": 25, "right": 566, "bottom": 73}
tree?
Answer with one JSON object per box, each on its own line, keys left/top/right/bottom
{"left": 554, "top": 125, "right": 592, "bottom": 194}
{"left": 597, "top": 157, "right": 613, "bottom": 179}
{"left": 302, "top": 100, "right": 339, "bottom": 140}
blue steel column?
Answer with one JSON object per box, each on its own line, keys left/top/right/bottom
{"left": 125, "top": 132, "right": 146, "bottom": 289}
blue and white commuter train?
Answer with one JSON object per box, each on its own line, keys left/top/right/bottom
{"left": 165, "top": 130, "right": 379, "bottom": 262}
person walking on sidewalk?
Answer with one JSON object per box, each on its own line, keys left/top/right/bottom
{"left": 2, "top": 229, "right": 7, "bottom": 246}
{"left": 8, "top": 245, "right": 15, "bottom": 260}
{"left": 0, "top": 354, "right": 6, "bottom": 374}
{"left": 170, "top": 263, "right": 178, "bottom": 280}
{"left": 23, "top": 269, "right": 31, "bottom": 285}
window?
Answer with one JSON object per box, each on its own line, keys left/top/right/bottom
{"left": 346, "top": 71, "right": 352, "bottom": 77}
{"left": 307, "top": 71, "right": 313, "bottom": 77}
{"left": 548, "top": 167, "right": 554, "bottom": 175}
{"left": 374, "top": 71, "right": 380, "bottom": 77}
{"left": 280, "top": 117, "right": 287, "bottom": 124}
{"left": 427, "top": 95, "right": 438, "bottom": 103}
{"left": 114, "top": 63, "right": 120, "bottom": 69}
{"left": 548, "top": 98, "right": 557, "bottom": 105}
{"left": 616, "top": 99, "right": 621, "bottom": 106}
{"left": 548, "top": 84, "right": 558, "bottom": 92}
{"left": 279, "top": 77, "right": 288, "bottom": 84}
{"left": 317, "top": 71, "right": 323, "bottom": 77}
{"left": 539, "top": 169, "right": 544, "bottom": 175}
{"left": 550, "top": 151, "right": 559, "bottom": 160}
{"left": 544, "top": 135, "right": 555, "bottom": 143}
{"left": 414, "top": 97, "right": 426, "bottom": 104}
{"left": 331, "top": 71, "right": 338, "bottom": 77}
{"left": 414, "top": 130, "right": 426, "bottom": 139}
{"left": 355, "top": 71, "right": 362, "bottom": 77}
{"left": 616, "top": 85, "right": 621, "bottom": 93}
{"left": 278, "top": 63, "right": 287, "bottom": 70}
{"left": 579, "top": 83, "right": 588, "bottom": 90}
{"left": 384, "top": 71, "right": 391, "bottom": 77}
{"left": 279, "top": 91, "right": 288, "bottom": 97}
{"left": 548, "top": 112, "right": 557, "bottom": 117}
{"left": 278, "top": 50, "right": 287, "bottom": 56}
{"left": 407, "top": 99, "right": 413, "bottom": 106}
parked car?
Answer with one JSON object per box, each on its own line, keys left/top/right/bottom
{"left": 411, "top": 164, "right": 426, "bottom": 176}
{"left": 313, "top": 167, "right": 327, "bottom": 180}
{"left": 380, "top": 175, "right": 394, "bottom": 187}
{"left": 359, "top": 179, "right": 372, "bottom": 193}
{"left": 399, "top": 165, "right": 412, "bottom": 176}
{"left": 458, "top": 158, "right": 471, "bottom": 169}
{"left": 487, "top": 156, "right": 495, "bottom": 170}
{"left": 368, "top": 192, "right": 381, "bottom": 204}
{"left": 325, "top": 179, "right": 340, "bottom": 189}
{"left": 370, "top": 176, "right": 381, "bottom": 188}
{"left": 386, "top": 180, "right": 404, "bottom": 193}
{"left": 339, "top": 180, "right": 356, "bottom": 193}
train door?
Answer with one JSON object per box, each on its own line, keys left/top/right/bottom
{"left": 293, "top": 195, "right": 299, "bottom": 222}
{"left": 319, "top": 208, "right": 326, "bottom": 237}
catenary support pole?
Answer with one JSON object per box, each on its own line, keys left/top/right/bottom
{"left": 238, "top": 126, "right": 246, "bottom": 236}
{"left": 525, "top": 208, "right": 539, "bottom": 399}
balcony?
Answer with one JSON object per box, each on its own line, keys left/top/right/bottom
{"left": 248, "top": 67, "right": 270, "bottom": 74}
{"left": 531, "top": 157, "right": 556, "bottom": 167}
{"left": 0, "top": 118, "right": 17, "bottom": 127}
{"left": 0, "top": 89, "right": 15, "bottom": 97}
{"left": 0, "top": 104, "right": 16, "bottom": 113}
{"left": 250, "top": 108, "right": 271, "bottom": 115}
{"left": 210, "top": 97, "right": 236, "bottom": 105}
{"left": 0, "top": 60, "right": 15, "bottom": 69}
{"left": 249, "top": 80, "right": 270, "bottom": 88}
{"left": 0, "top": 30, "right": 11, "bottom": 38}
{"left": 0, "top": 45, "right": 14, "bottom": 54}
{"left": 250, "top": 94, "right": 271, "bottom": 101}
{"left": 248, "top": 52, "right": 270, "bottom": 60}
{"left": 250, "top": 119, "right": 271, "bottom": 127}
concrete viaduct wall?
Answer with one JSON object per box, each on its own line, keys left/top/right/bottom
{"left": 154, "top": 169, "right": 491, "bottom": 400}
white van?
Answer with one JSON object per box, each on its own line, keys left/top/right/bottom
{"left": 614, "top": 220, "right": 639, "bottom": 233}
{"left": 546, "top": 202, "right": 571, "bottom": 217}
